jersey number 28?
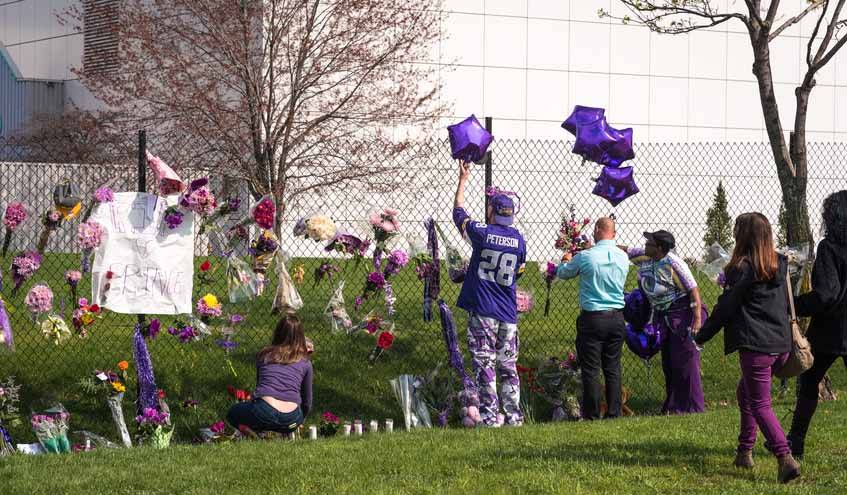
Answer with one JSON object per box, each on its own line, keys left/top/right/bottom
{"left": 478, "top": 249, "right": 518, "bottom": 287}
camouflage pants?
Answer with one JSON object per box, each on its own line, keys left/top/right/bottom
{"left": 467, "top": 314, "right": 523, "bottom": 426}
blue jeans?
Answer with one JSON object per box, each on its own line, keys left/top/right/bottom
{"left": 226, "top": 399, "right": 304, "bottom": 433}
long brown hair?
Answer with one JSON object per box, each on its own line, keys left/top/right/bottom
{"left": 256, "top": 315, "right": 309, "bottom": 365}
{"left": 725, "top": 212, "right": 778, "bottom": 281}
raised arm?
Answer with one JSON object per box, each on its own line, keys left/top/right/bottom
{"left": 454, "top": 160, "right": 470, "bottom": 209}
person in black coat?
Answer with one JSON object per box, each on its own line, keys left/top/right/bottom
{"left": 787, "top": 191, "right": 847, "bottom": 460}
{"left": 694, "top": 212, "right": 800, "bottom": 484}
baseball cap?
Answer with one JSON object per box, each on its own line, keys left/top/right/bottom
{"left": 491, "top": 194, "right": 515, "bottom": 226}
{"left": 643, "top": 230, "right": 676, "bottom": 252}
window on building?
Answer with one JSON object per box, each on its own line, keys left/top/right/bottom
{"left": 83, "top": 0, "right": 119, "bottom": 74}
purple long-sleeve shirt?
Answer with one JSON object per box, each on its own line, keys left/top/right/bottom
{"left": 253, "top": 358, "right": 313, "bottom": 416}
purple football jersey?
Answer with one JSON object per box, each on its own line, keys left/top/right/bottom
{"left": 453, "top": 207, "right": 527, "bottom": 324}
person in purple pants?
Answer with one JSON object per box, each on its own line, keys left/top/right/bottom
{"left": 623, "top": 230, "right": 706, "bottom": 415}
{"left": 453, "top": 160, "right": 527, "bottom": 427}
{"left": 694, "top": 212, "right": 800, "bottom": 484}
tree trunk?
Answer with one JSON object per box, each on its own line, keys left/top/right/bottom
{"left": 751, "top": 38, "right": 814, "bottom": 247}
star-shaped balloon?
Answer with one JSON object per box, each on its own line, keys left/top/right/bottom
{"left": 571, "top": 117, "right": 635, "bottom": 168}
{"left": 626, "top": 322, "right": 665, "bottom": 361}
{"left": 447, "top": 115, "right": 493, "bottom": 164}
{"left": 593, "top": 166, "right": 639, "bottom": 207}
{"left": 623, "top": 289, "right": 651, "bottom": 330}
{"left": 603, "top": 126, "right": 635, "bottom": 168}
{"left": 561, "top": 105, "right": 605, "bottom": 135}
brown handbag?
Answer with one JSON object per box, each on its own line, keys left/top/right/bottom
{"left": 775, "top": 270, "right": 814, "bottom": 378}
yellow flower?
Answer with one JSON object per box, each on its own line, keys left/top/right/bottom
{"left": 202, "top": 293, "right": 220, "bottom": 309}
{"left": 293, "top": 265, "right": 305, "bottom": 285}
{"left": 111, "top": 382, "right": 126, "bottom": 393}
{"left": 81, "top": 313, "right": 95, "bottom": 326}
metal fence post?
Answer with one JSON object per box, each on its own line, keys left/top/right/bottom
{"left": 484, "top": 116, "right": 493, "bottom": 212}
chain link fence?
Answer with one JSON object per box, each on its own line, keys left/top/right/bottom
{"left": 1, "top": 132, "right": 845, "bottom": 435}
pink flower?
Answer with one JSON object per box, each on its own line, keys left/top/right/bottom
{"left": 368, "top": 212, "right": 382, "bottom": 226}
{"left": 25, "top": 284, "right": 53, "bottom": 314}
{"left": 77, "top": 221, "right": 105, "bottom": 250}
{"left": 66, "top": 270, "right": 82, "bottom": 283}
{"left": 210, "top": 421, "right": 225, "bottom": 434}
{"left": 3, "top": 202, "right": 27, "bottom": 230}
{"left": 381, "top": 221, "right": 396, "bottom": 233}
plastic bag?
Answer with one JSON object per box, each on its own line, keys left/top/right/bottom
{"left": 434, "top": 221, "right": 468, "bottom": 283}
{"left": 31, "top": 405, "right": 71, "bottom": 454}
{"left": 273, "top": 258, "right": 303, "bottom": 314}
{"left": 323, "top": 281, "right": 353, "bottom": 334}
{"left": 516, "top": 287, "right": 534, "bottom": 314}
{"left": 697, "top": 243, "right": 731, "bottom": 286}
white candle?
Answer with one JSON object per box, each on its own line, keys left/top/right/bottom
{"left": 354, "top": 420, "right": 363, "bottom": 436}
{"left": 369, "top": 420, "right": 379, "bottom": 433}
{"left": 308, "top": 426, "right": 318, "bottom": 440}
{"left": 385, "top": 419, "right": 393, "bottom": 433}
{"left": 342, "top": 423, "right": 351, "bottom": 436}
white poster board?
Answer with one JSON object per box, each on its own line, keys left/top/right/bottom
{"left": 90, "top": 192, "right": 194, "bottom": 314}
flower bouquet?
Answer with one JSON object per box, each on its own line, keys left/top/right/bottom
{"left": 542, "top": 261, "right": 557, "bottom": 317}
{"left": 197, "top": 259, "right": 216, "bottom": 285}
{"left": 80, "top": 186, "right": 114, "bottom": 223}
{"left": 198, "top": 196, "right": 241, "bottom": 235}
{"left": 231, "top": 195, "right": 276, "bottom": 232}
{"left": 250, "top": 230, "right": 279, "bottom": 296}
{"left": 273, "top": 259, "right": 303, "bottom": 315}
{"left": 196, "top": 293, "right": 223, "bottom": 323}
{"left": 355, "top": 311, "right": 385, "bottom": 335}
{"left": 534, "top": 353, "right": 582, "bottom": 421}
{"left": 0, "top": 296, "right": 13, "bottom": 351}
{"left": 313, "top": 262, "right": 341, "bottom": 288}
{"left": 180, "top": 178, "right": 218, "bottom": 218}
{"left": 71, "top": 298, "right": 102, "bottom": 338}
{"left": 390, "top": 375, "right": 432, "bottom": 431}
{"left": 516, "top": 287, "right": 534, "bottom": 314}
{"left": 416, "top": 363, "right": 458, "bottom": 428}
{"left": 10, "top": 251, "right": 42, "bottom": 296}
{"left": 294, "top": 214, "right": 337, "bottom": 242}
{"left": 354, "top": 271, "right": 386, "bottom": 312}
{"left": 41, "top": 315, "right": 71, "bottom": 346}
{"left": 368, "top": 208, "right": 400, "bottom": 268}
{"left": 225, "top": 253, "right": 261, "bottom": 303}
{"left": 25, "top": 284, "right": 53, "bottom": 318}
{"left": 319, "top": 412, "right": 341, "bottom": 437}
{"left": 163, "top": 205, "right": 184, "bottom": 230}
{"left": 0, "top": 376, "right": 21, "bottom": 456}
{"left": 77, "top": 220, "right": 105, "bottom": 273}
{"left": 368, "top": 330, "right": 395, "bottom": 364}
{"left": 2, "top": 202, "right": 26, "bottom": 258}
{"left": 135, "top": 407, "right": 172, "bottom": 449}
{"left": 325, "top": 231, "right": 371, "bottom": 264}
{"left": 65, "top": 270, "right": 82, "bottom": 307}
{"left": 31, "top": 407, "right": 71, "bottom": 454}
{"left": 199, "top": 420, "right": 240, "bottom": 443}
{"left": 168, "top": 320, "right": 200, "bottom": 343}
{"left": 434, "top": 221, "right": 468, "bottom": 283}
{"left": 555, "top": 205, "right": 592, "bottom": 260}
{"left": 323, "top": 281, "right": 353, "bottom": 334}
{"left": 79, "top": 363, "right": 132, "bottom": 447}
{"left": 146, "top": 151, "right": 185, "bottom": 196}
{"left": 36, "top": 210, "right": 62, "bottom": 254}
{"left": 777, "top": 244, "right": 812, "bottom": 277}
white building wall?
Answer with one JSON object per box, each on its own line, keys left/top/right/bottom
{"left": 2, "top": 0, "right": 845, "bottom": 142}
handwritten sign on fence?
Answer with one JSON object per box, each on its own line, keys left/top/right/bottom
{"left": 90, "top": 192, "right": 194, "bottom": 314}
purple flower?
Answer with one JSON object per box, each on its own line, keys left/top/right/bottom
{"left": 3, "top": 202, "right": 27, "bottom": 230}
{"left": 387, "top": 249, "right": 409, "bottom": 267}
{"left": 226, "top": 197, "right": 241, "bottom": 212}
{"left": 367, "top": 271, "right": 386, "bottom": 289}
{"left": 230, "top": 314, "right": 244, "bottom": 325}
{"left": 216, "top": 339, "right": 238, "bottom": 351}
{"left": 94, "top": 187, "right": 114, "bottom": 203}
{"left": 164, "top": 206, "right": 184, "bottom": 230}
{"left": 145, "top": 319, "right": 161, "bottom": 340}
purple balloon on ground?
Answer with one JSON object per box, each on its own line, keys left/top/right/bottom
{"left": 447, "top": 115, "right": 493, "bottom": 163}
{"left": 592, "top": 166, "right": 640, "bottom": 207}
{"left": 561, "top": 105, "right": 605, "bottom": 135}
{"left": 626, "top": 322, "right": 665, "bottom": 361}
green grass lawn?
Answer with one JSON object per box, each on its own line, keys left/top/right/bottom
{"left": 2, "top": 401, "right": 847, "bottom": 494}
{"left": 1, "top": 252, "right": 844, "bottom": 447}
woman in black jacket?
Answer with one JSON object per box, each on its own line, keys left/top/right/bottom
{"left": 787, "top": 191, "right": 847, "bottom": 460}
{"left": 694, "top": 212, "right": 800, "bottom": 484}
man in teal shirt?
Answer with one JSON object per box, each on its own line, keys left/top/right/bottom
{"left": 557, "top": 217, "right": 629, "bottom": 419}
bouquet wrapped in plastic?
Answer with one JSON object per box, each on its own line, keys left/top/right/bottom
{"left": 231, "top": 195, "right": 276, "bottom": 231}
{"left": 250, "top": 230, "right": 279, "bottom": 296}
{"left": 10, "top": 251, "right": 42, "bottom": 295}
{"left": 135, "top": 407, "right": 173, "bottom": 449}
{"left": 41, "top": 314, "right": 71, "bottom": 346}
{"left": 434, "top": 221, "right": 468, "bottom": 283}
{"left": 0, "top": 376, "right": 21, "bottom": 456}
{"left": 146, "top": 151, "right": 185, "bottom": 196}
{"left": 198, "top": 196, "right": 241, "bottom": 235}
{"left": 516, "top": 287, "right": 534, "bottom": 314}
{"left": 180, "top": 178, "right": 217, "bottom": 218}
{"left": 80, "top": 365, "right": 132, "bottom": 448}
{"left": 323, "top": 281, "right": 353, "bottom": 334}
{"left": 272, "top": 258, "right": 303, "bottom": 315}
{"left": 417, "top": 363, "right": 458, "bottom": 428}
{"left": 534, "top": 353, "right": 582, "bottom": 421}
{"left": 389, "top": 375, "right": 432, "bottom": 431}
{"left": 225, "top": 253, "right": 261, "bottom": 304}
{"left": 555, "top": 205, "right": 592, "bottom": 259}
{"left": 80, "top": 185, "right": 114, "bottom": 223}
{"left": 294, "top": 214, "right": 337, "bottom": 242}
{"left": 77, "top": 221, "right": 105, "bottom": 274}
{"left": 368, "top": 208, "right": 400, "bottom": 268}
{"left": 31, "top": 406, "right": 71, "bottom": 454}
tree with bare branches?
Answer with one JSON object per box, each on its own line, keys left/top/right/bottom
{"left": 62, "top": 0, "right": 445, "bottom": 232}
{"left": 603, "top": 1, "right": 845, "bottom": 247}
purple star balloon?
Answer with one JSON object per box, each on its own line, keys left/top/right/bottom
{"left": 603, "top": 126, "right": 635, "bottom": 167}
{"left": 447, "top": 115, "right": 493, "bottom": 163}
{"left": 593, "top": 166, "right": 639, "bottom": 207}
{"left": 626, "top": 322, "right": 665, "bottom": 361}
{"left": 561, "top": 105, "right": 605, "bottom": 135}
{"left": 572, "top": 117, "right": 635, "bottom": 168}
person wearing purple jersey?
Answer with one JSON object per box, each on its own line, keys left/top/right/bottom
{"left": 453, "top": 160, "right": 527, "bottom": 427}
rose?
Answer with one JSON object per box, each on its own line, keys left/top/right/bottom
{"left": 117, "top": 361, "right": 129, "bottom": 371}
{"left": 200, "top": 260, "right": 211, "bottom": 272}
{"left": 377, "top": 331, "right": 394, "bottom": 350}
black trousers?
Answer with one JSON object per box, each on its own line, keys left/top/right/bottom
{"left": 576, "top": 310, "right": 625, "bottom": 420}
